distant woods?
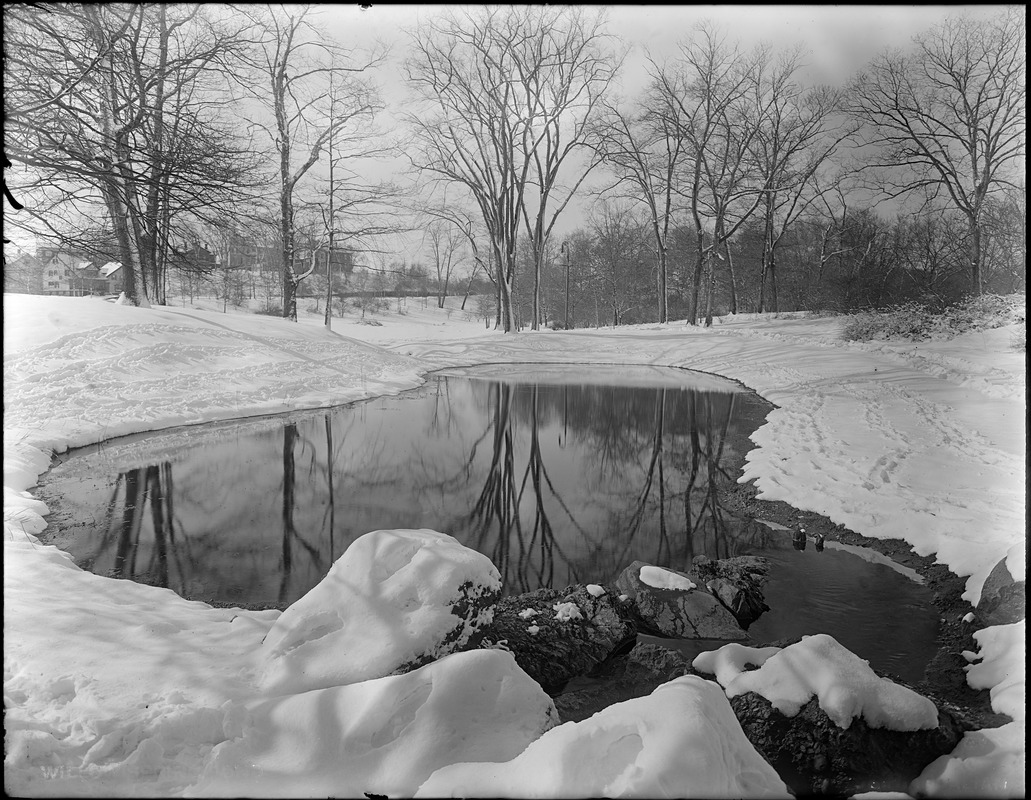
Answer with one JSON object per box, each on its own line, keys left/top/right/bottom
{"left": 5, "top": 6, "right": 1025, "bottom": 324}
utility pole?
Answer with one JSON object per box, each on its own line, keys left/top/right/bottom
{"left": 561, "top": 240, "right": 570, "bottom": 329}
{"left": 324, "top": 78, "right": 336, "bottom": 331}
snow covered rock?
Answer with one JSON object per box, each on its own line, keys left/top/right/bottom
{"left": 689, "top": 554, "right": 771, "bottom": 627}
{"left": 189, "top": 649, "right": 558, "bottom": 798}
{"left": 416, "top": 674, "right": 792, "bottom": 798}
{"left": 259, "top": 528, "right": 501, "bottom": 695}
{"left": 695, "top": 636, "right": 965, "bottom": 795}
{"left": 975, "top": 556, "right": 1025, "bottom": 626}
{"left": 615, "top": 560, "right": 747, "bottom": 640}
{"left": 479, "top": 584, "right": 637, "bottom": 694}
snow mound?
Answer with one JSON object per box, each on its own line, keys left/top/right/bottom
{"left": 909, "top": 721, "right": 1026, "bottom": 798}
{"left": 694, "top": 634, "right": 938, "bottom": 731}
{"left": 910, "top": 620, "right": 1026, "bottom": 797}
{"left": 189, "top": 649, "right": 557, "bottom": 798}
{"left": 416, "top": 674, "right": 792, "bottom": 798}
{"left": 965, "top": 621, "right": 1025, "bottom": 722}
{"left": 260, "top": 528, "right": 501, "bottom": 695}
{"left": 639, "top": 564, "right": 696, "bottom": 591}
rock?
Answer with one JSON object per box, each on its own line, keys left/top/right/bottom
{"left": 694, "top": 636, "right": 969, "bottom": 796}
{"left": 260, "top": 529, "right": 501, "bottom": 695}
{"left": 728, "top": 693, "right": 967, "bottom": 796}
{"left": 479, "top": 584, "right": 637, "bottom": 694}
{"left": 689, "top": 555, "right": 771, "bottom": 628}
{"left": 555, "top": 642, "right": 699, "bottom": 722}
{"left": 976, "top": 557, "right": 1025, "bottom": 625}
{"left": 615, "top": 561, "right": 747, "bottom": 640}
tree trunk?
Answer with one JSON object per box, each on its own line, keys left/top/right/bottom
{"left": 689, "top": 229, "right": 705, "bottom": 325}
{"left": 725, "top": 238, "right": 737, "bottom": 315}
{"left": 969, "top": 216, "right": 982, "bottom": 295}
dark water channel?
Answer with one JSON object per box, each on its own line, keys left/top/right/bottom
{"left": 40, "top": 364, "right": 938, "bottom": 682}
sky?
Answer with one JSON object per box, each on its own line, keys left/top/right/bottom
{"left": 4, "top": 5, "right": 1010, "bottom": 267}
{"left": 313, "top": 4, "right": 1007, "bottom": 266}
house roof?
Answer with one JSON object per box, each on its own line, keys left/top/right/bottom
{"left": 99, "top": 262, "right": 122, "bottom": 277}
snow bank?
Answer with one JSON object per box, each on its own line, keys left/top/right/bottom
{"left": 190, "top": 650, "right": 557, "bottom": 798}
{"left": 639, "top": 564, "right": 697, "bottom": 591}
{"left": 416, "top": 675, "right": 792, "bottom": 798}
{"left": 906, "top": 621, "right": 1026, "bottom": 797}
{"left": 3, "top": 294, "right": 1024, "bottom": 796}
{"left": 694, "top": 635, "right": 939, "bottom": 731}
{"left": 260, "top": 528, "right": 500, "bottom": 695}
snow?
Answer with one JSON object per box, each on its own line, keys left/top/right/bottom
{"left": 586, "top": 583, "right": 606, "bottom": 597}
{"left": 694, "top": 635, "right": 940, "bottom": 731}
{"left": 519, "top": 608, "right": 538, "bottom": 619}
{"left": 552, "top": 602, "right": 583, "bottom": 622}
{"left": 188, "top": 649, "right": 558, "bottom": 799}
{"left": 259, "top": 528, "right": 501, "bottom": 695}
{"left": 3, "top": 294, "right": 1025, "bottom": 796}
{"left": 639, "top": 564, "right": 697, "bottom": 591}
{"left": 415, "top": 675, "right": 792, "bottom": 798}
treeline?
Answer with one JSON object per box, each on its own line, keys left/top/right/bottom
{"left": 501, "top": 195, "right": 1025, "bottom": 330}
{"left": 5, "top": 5, "right": 1025, "bottom": 329}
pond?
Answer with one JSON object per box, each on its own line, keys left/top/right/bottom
{"left": 39, "top": 364, "right": 939, "bottom": 683}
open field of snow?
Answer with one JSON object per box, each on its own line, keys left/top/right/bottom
{"left": 3, "top": 293, "right": 1025, "bottom": 796}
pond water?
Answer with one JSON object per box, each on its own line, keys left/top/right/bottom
{"left": 40, "top": 364, "right": 939, "bottom": 682}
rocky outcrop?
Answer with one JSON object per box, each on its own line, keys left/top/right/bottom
{"left": 728, "top": 692, "right": 968, "bottom": 796}
{"left": 976, "top": 557, "right": 1025, "bottom": 626}
{"left": 689, "top": 554, "right": 770, "bottom": 628}
{"left": 555, "top": 642, "right": 699, "bottom": 722}
{"left": 615, "top": 561, "right": 747, "bottom": 640}
{"left": 479, "top": 584, "right": 637, "bottom": 694}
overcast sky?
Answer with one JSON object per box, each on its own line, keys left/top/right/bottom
{"left": 309, "top": 4, "right": 1005, "bottom": 266}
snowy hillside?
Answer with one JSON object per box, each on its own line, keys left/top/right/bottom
{"left": 3, "top": 293, "right": 1025, "bottom": 796}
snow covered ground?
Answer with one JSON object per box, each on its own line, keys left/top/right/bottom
{"left": 4, "top": 293, "right": 1025, "bottom": 796}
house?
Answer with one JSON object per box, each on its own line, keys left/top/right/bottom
{"left": 4, "top": 252, "right": 45, "bottom": 294}
{"left": 4, "top": 246, "right": 121, "bottom": 296}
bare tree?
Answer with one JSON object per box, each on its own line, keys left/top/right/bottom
{"left": 510, "top": 8, "right": 620, "bottom": 330}
{"left": 654, "top": 25, "right": 765, "bottom": 325}
{"left": 421, "top": 218, "right": 465, "bottom": 308}
{"left": 244, "top": 4, "right": 384, "bottom": 320}
{"left": 592, "top": 91, "right": 684, "bottom": 323}
{"left": 5, "top": 4, "right": 261, "bottom": 306}
{"left": 750, "top": 51, "right": 854, "bottom": 313}
{"left": 405, "top": 7, "right": 618, "bottom": 332}
{"left": 847, "top": 8, "right": 1025, "bottom": 294}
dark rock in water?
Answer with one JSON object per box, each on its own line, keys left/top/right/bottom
{"left": 976, "top": 557, "right": 1026, "bottom": 626}
{"left": 689, "top": 555, "right": 771, "bottom": 628}
{"left": 555, "top": 643, "right": 700, "bottom": 722}
{"left": 615, "top": 561, "right": 747, "bottom": 640}
{"left": 478, "top": 584, "right": 637, "bottom": 695}
{"left": 729, "top": 692, "right": 968, "bottom": 796}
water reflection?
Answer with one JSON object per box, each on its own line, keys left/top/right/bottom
{"left": 47, "top": 371, "right": 774, "bottom": 608}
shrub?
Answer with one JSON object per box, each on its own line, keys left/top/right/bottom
{"left": 841, "top": 294, "right": 1026, "bottom": 343}
{"left": 1012, "top": 322, "right": 1026, "bottom": 352}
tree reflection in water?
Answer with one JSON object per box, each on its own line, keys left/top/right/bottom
{"left": 51, "top": 372, "right": 773, "bottom": 607}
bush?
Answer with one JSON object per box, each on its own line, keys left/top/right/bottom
{"left": 841, "top": 293, "right": 1026, "bottom": 342}
{"left": 256, "top": 304, "right": 282, "bottom": 317}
